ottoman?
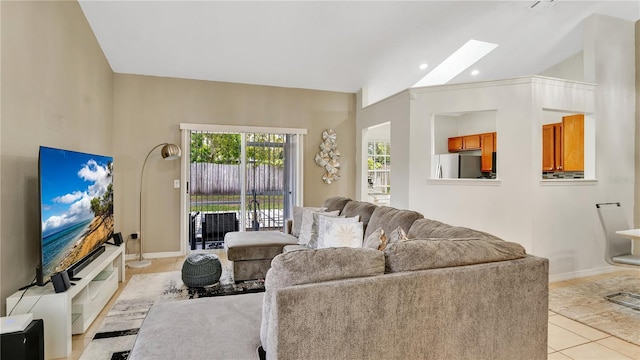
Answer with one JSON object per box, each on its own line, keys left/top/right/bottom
{"left": 181, "top": 253, "right": 222, "bottom": 287}
{"left": 225, "top": 231, "right": 298, "bottom": 282}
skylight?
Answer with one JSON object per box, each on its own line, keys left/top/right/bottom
{"left": 413, "top": 39, "right": 499, "bottom": 88}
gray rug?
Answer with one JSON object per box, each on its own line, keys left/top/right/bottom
{"left": 79, "top": 267, "right": 264, "bottom": 360}
{"left": 548, "top": 273, "right": 640, "bottom": 346}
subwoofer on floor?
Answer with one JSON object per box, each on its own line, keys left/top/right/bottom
{"left": 1, "top": 319, "right": 44, "bottom": 360}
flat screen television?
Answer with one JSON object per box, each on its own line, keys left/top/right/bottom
{"left": 37, "top": 146, "right": 114, "bottom": 286}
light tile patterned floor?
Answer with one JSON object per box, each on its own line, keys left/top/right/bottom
{"left": 56, "top": 256, "right": 640, "bottom": 360}
{"left": 547, "top": 270, "right": 640, "bottom": 360}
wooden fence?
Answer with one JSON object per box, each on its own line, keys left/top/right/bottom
{"left": 190, "top": 163, "right": 284, "bottom": 195}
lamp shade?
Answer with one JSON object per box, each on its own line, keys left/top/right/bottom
{"left": 161, "top": 143, "right": 181, "bottom": 160}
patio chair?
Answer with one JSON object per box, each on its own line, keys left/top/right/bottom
{"left": 203, "top": 212, "right": 239, "bottom": 248}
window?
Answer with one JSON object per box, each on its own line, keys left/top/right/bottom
{"left": 367, "top": 140, "right": 391, "bottom": 198}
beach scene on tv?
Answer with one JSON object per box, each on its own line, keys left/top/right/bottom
{"left": 40, "top": 147, "right": 114, "bottom": 279}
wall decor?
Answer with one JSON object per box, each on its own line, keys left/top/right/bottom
{"left": 314, "top": 129, "right": 341, "bottom": 184}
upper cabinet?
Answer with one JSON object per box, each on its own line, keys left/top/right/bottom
{"left": 463, "top": 135, "right": 481, "bottom": 150}
{"left": 448, "top": 131, "right": 497, "bottom": 173}
{"left": 448, "top": 135, "right": 481, "bottom": 151}
{"left": 541, "top": 114, "right": 584, "bottom": 174}
{"left": 448, "top": 137, "right": 463, "bottom": 152}
{"left": 480, "top": 132, "right": 496, "bottom": 172}
{"left": 542, "top": 123, "right": 562, "bottom": 171}
{"left": 562, "top": 114, "right": 584, "bottom": 172}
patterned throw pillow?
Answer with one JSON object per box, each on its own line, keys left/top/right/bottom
{"left": 387, "top": 226, "right": 408, "bottom": 245}
{"left": 363, "top": 227, "right": 387, "bottom": 251}
{"left": 292, "top": 206, "right": 324, "bottom": 238}
{"left": 299, "top": 210, "right": 340, "bottom": 246}
{"left": 317, "top": 218, "right": 364, "bottom": 249}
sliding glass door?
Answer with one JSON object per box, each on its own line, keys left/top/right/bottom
{"left": 180, "top": 125, "right": 304, "bottom": 251}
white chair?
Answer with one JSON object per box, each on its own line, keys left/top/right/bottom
{"left": 595, "top": 202, "right": 640, "bottom": 310}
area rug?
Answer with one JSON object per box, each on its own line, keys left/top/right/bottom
{"left": 548, "top": 273, "right": 640, "bottom": 346}
{"left": 79, "top": 267, "right": 264, "bottom": 360}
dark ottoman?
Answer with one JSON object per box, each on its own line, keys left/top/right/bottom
{"left": 181, "top": 253, "right": 222, "bottom": 287}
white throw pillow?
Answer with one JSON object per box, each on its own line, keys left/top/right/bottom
{"left": 299, "top": 210, "right": 340, "bottom": 246}
{"left": 292, "top": 206, "right": 324, "bottom": 238}
{"left": 305, "top": 211, "right": 345, "bottom": 248}
{"left": 317, "top": 218, "right": 364, "bottom": 249}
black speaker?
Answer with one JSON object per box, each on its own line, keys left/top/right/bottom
{"left": 1, "top": 319, "right": 44, "bottom": 360}
{"left": 112, "top": 232, "right": 123, "bottom": 246}
{"left": 51, "top": 271, "right": 71, "bottom": 293}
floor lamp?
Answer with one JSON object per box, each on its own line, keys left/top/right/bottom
{"left": 128, "top": 143, "right": 182, "bottom": 269}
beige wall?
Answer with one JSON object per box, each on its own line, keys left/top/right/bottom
{"left": 636, "top": 20, "right": 640, "bottom": 228}
{"left": 113, "top": 74, "right": 356, "bottom": 255}
{"left": 0, "top": 1, "right": 114, "bottom": 315}
{"left": 0, "top": 2, "right": 356, "bottom": 311}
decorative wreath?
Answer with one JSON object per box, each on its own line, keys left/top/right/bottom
{"left": 314, "top": 129, "right": 341, "bottom": 184}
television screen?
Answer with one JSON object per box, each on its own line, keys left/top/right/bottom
{"left": 38, "top": 146, "right": 114, "bottom": 285}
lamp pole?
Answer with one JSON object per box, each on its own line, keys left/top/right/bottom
{"left": 128, "top": 143, "right": 181, "bottom": 269}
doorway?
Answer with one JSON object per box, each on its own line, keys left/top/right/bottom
{"left": 180, "top": 125, "right": 305, "bottom": 252}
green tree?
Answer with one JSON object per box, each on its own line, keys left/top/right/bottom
{"left": 367, "top": 141, "right": 390, "bottom": 170}
{"left": 89, "top": 161, "right": 114, "bottom": 217}
{"left": 190, "top": 133, "right": 241, "bottom": 164}
{"left": 190, "top": 132, "right": 284, "bottom": 167}
{"left": 246, "top": 133, "right": 284, "bottom": 167}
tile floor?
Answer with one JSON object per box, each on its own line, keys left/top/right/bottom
{"left": 57, "top": 255, "right": 640, "bottom": 360}
{"left": 547, "top": 270, "right": 640, "bottom": 360}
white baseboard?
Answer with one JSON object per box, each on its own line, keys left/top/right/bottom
{"left": 125, "top": 251, "right": 184, "bottom": 261}
{"left": 144, "top": 251, "right": 184, "bottom": 259}
{"left": 549, "top": 266, "right": 620, "bottom": 283}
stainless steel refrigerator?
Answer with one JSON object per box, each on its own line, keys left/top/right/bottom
{"left": 432, "top": 154, "right": 482, "bottom": 179}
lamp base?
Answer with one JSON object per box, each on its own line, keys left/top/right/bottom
{"left": 128, "top": 259, "right": 152, "bottom": 269}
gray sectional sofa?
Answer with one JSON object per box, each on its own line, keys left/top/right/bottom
{"left": 129, "top": 197, "right": 549, "bottom": 360}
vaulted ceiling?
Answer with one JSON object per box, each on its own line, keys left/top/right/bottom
{"left": 79, "top": 1, "right": 639, "bottom": 104}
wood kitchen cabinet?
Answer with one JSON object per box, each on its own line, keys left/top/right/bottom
{"left": 462, "top": 135, "right": 481, "bottom": 150}
{"left": 542, "top": 123, "right": 562, "bottom": 171}
{"left": 448, "top": 132, "right": 497, "bottom": 173}
{"left": 480, "top": 132, "right": 496, "bottom": 172}
{"left": 448, "top": 137, "right": 463, "bottom": 152}
{"left": 541, "top": 114, "right": 583, "bottom": 172}
{"left": 562, "top": 114, "right": 584, "bottom": 171}
{"left": 448, "top": 134, "right": 482, "bottom": 152}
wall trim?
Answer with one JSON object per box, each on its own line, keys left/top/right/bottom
{"left": 426, "top": 179, "right": 502, "bottom": 186}
{"left": 548, "top": 265, "right": 620, "bottom": 283}
{"left": 125, "top": 251, "right": 184, "bottom": 261}
{"left": 179, "top": 123, "right": 307, "bottom": 135}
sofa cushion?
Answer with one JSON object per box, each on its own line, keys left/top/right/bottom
{"left": 383, "top": 238, "right": 527, "bottom": 273}
{"left": 363, "top": 206, "right": 424, "bottom": 240}
{"left": 261, "top": 247, "right": 385, "bottom": 350}
{"left": 282, "top": 244, "right": 308, "bottom": 253}
{"left": 322, "top": 196, "right": 352, "bottom": 213}
{"left": 267, "top": 247, "right": 384, "bottom": 287}
{"left": 407, "top": 218, "right": 503, "bottom": 241}
{"left": 225, "top": 231, "right": 299, "bottom": 261}
{"left": 340, "top": 200, "right": 377, "bottom": 233}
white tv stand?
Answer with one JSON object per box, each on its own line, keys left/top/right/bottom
{"left": 6, "top": 244, "right": 125, "bottom": 359}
